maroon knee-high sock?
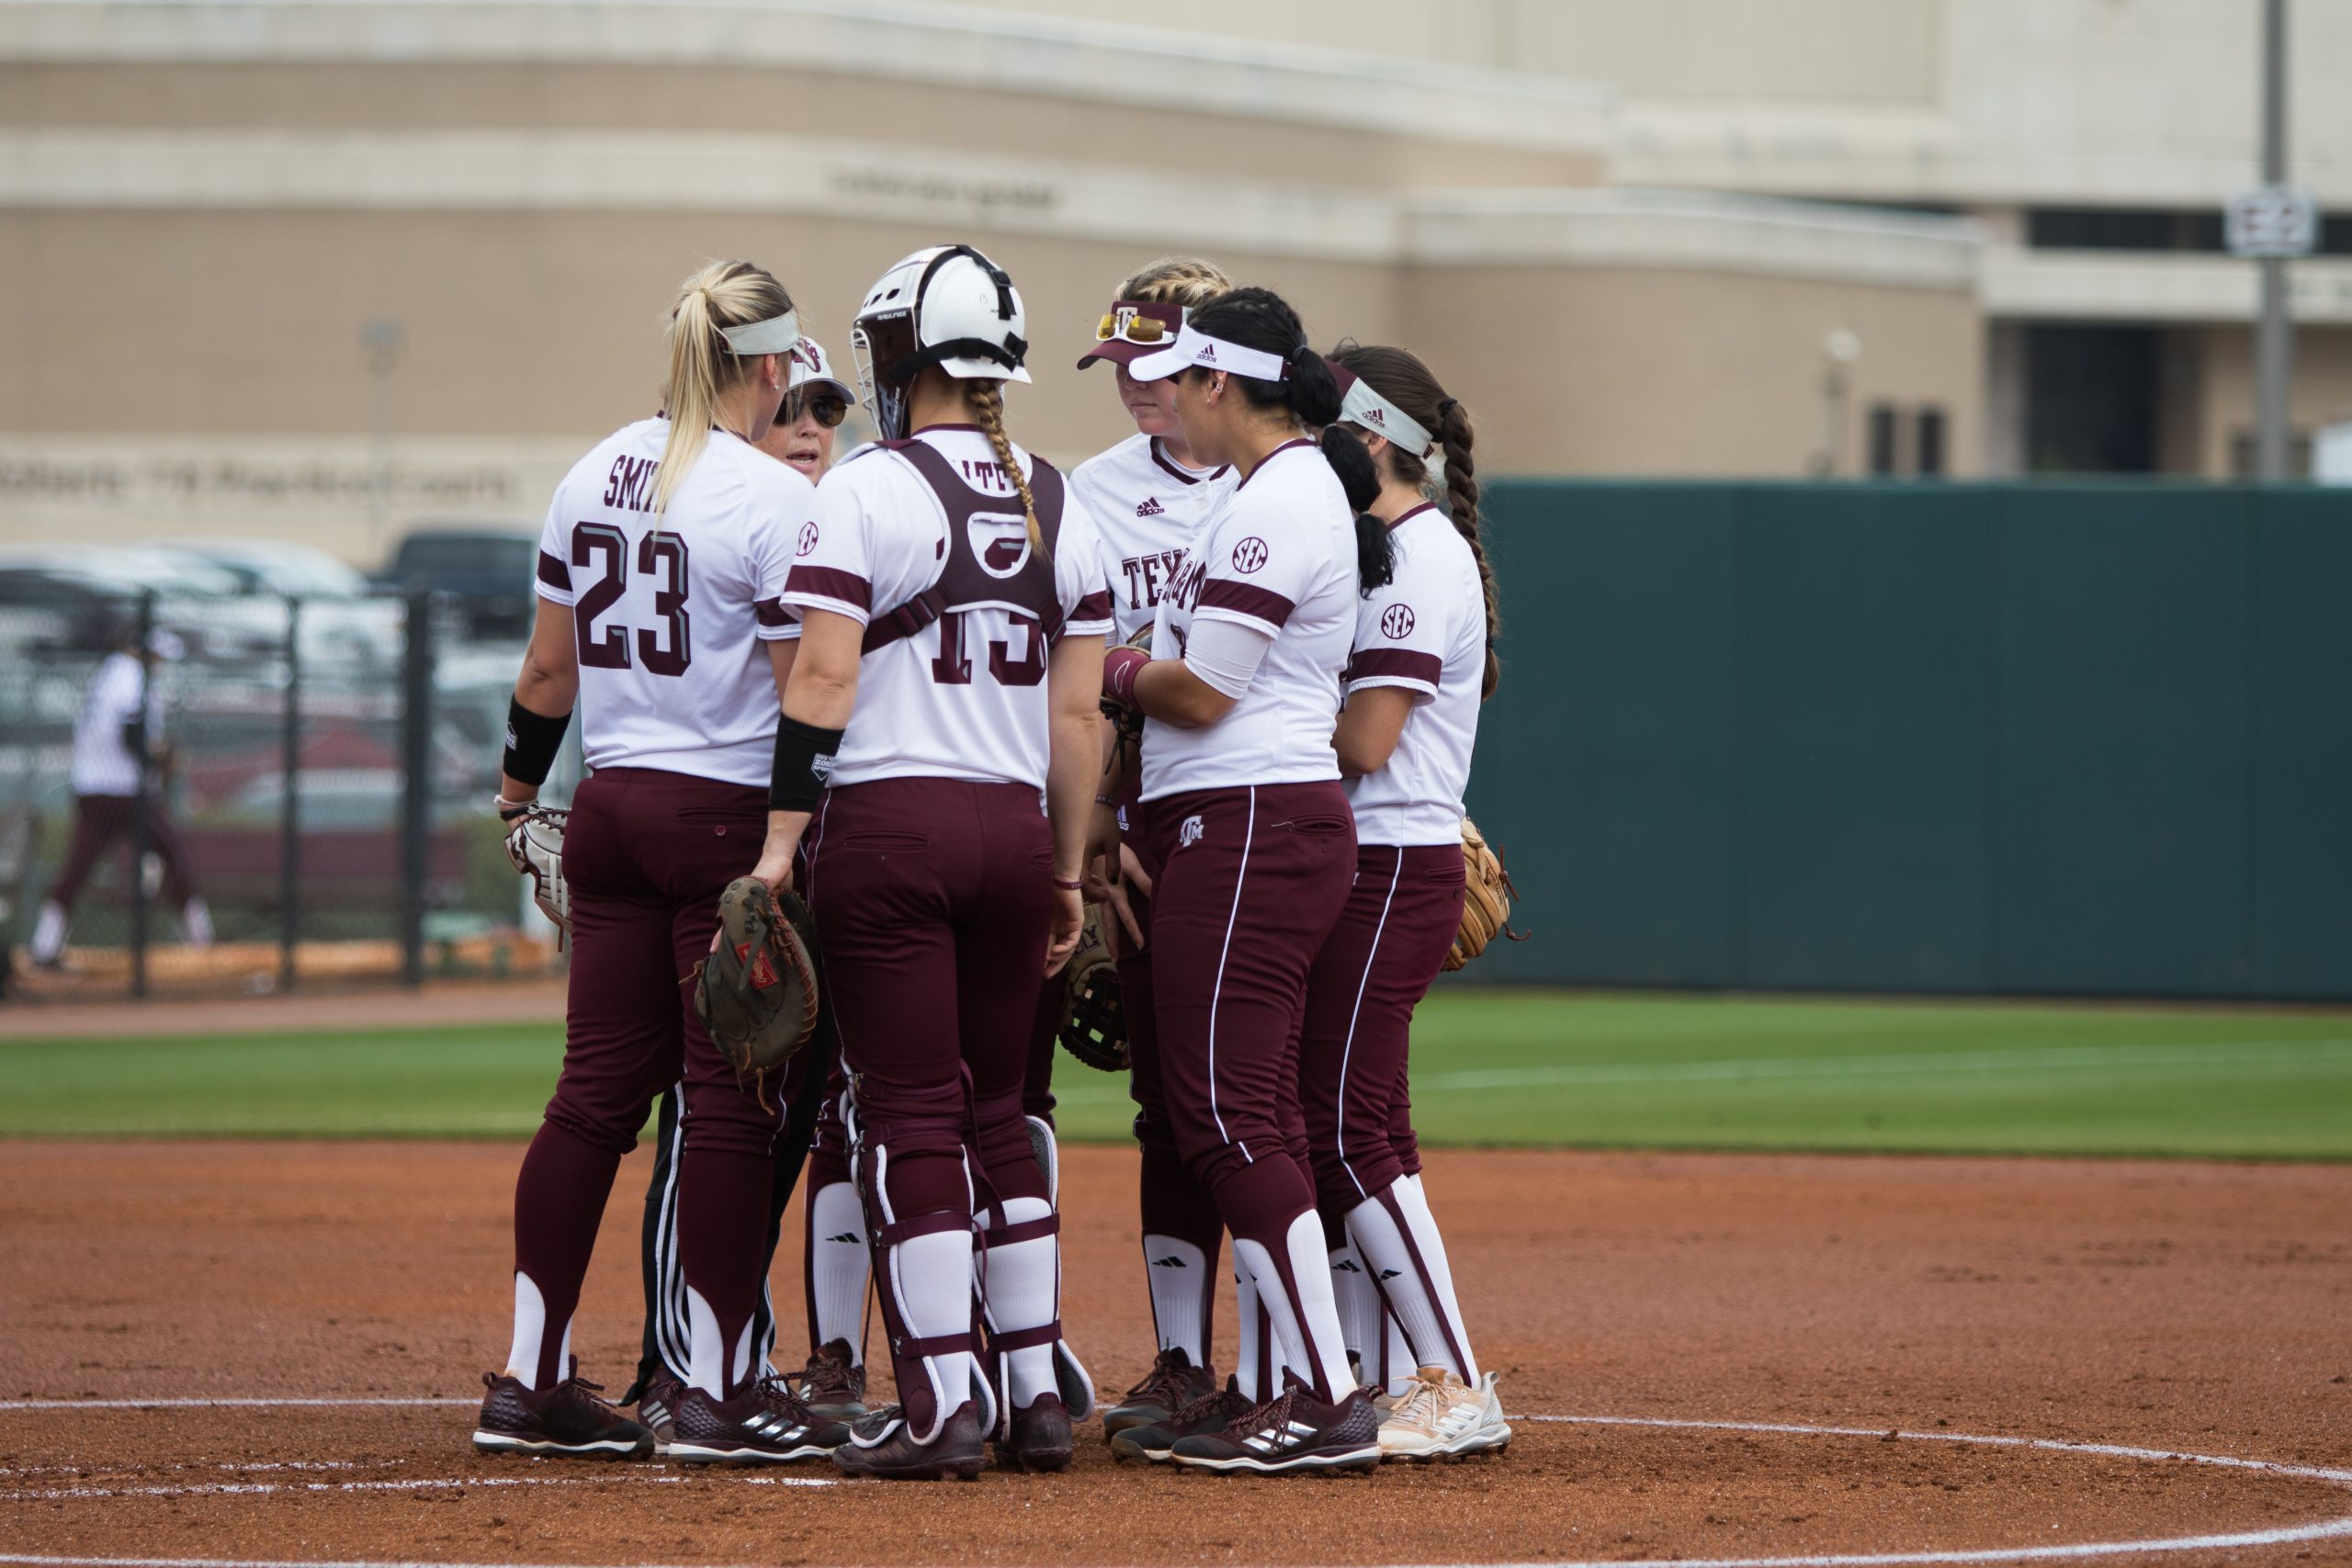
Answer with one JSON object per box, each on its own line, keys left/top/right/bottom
{"left": 679, "top": 1147, "right": 778, "bottom": 1395}
{"left": 512, "top": 1121, "right": 624, "bottom": 1389}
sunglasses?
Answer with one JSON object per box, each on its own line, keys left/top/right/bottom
{"left": 1094, "top": 303, "right": 1183, "bottom": 346}
{"left": 780, "top": 388, "right": 849, "bottom": 429}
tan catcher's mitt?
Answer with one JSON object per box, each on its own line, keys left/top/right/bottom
{"left": 1444, "top": 816, "right": 1526, "bottom": 972}
{"left": 1057, "top": 904, "right": 1126, "bottom": 1072}
{"left": 694, "top": 877, "right": 821, "bottom": 1102}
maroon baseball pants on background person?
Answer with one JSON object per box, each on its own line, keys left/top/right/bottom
{"left": 507, "top": 767, "right": 792, "bottom": 1393}
{"left": 1297, "top": 842, "right": 1464, "bottom": 1212}
{"left": 1299, "top": 840, "right": 1477, "bottom": 1386}
{"left": 1144, "top": 780, "right": 1356, "bottom": 1400}
{"left": 48, "top": 792, "right": 199, "bottom": 913}
{"left": 804, "top": 776, "right": 1057, "bottom": 1438}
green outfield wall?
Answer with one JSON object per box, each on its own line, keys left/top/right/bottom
{"left": 1464, "top": 482, "right": 2352, "bottom": 1000}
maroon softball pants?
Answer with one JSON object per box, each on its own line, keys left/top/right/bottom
{"left": 1297, "top": 841, "right": 1465, "bottom": 1213}
{"left": 510, "top": 767, "right": 797, "bottom": 1392}
{"left": 1143, "top": 782, "right": 1355, "bottom": 1255}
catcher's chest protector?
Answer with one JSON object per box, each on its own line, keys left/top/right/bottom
{"left": 863, "top": 439, "right": 1070, "bottom": 651}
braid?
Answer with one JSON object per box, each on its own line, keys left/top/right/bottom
{"left": 1435, "top": 399, "right": 1500, "bottom": 700}
{"left": 969, "top": 380, "right": 1044, "bottom": 558}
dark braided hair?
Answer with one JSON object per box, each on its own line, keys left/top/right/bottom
{"left": 1182, "top": 288, "right": 1393, "bottom": 595}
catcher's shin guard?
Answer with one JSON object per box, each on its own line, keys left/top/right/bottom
{"left": 842, "top": 1092, "right": 982, "bottom": 1447}
{"left": 973, "top": 1115, "right": 1094, "bottom": 1439}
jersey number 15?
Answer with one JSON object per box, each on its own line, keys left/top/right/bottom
{"left": 572, "top": 523, "right": 691, "bottom": 676}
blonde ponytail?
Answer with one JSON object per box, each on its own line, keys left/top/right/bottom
{"left": 654, "top": 259, "right": 794, "bottom": 519}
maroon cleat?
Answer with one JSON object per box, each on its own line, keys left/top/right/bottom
{"left": 471, "top": 1360, "right": 654, "bottom": 1460}
{"left": 1103, "top": 1346, "right": 1217, "bottom": 1438}
{"left": 995, "top": 1393, "right": 1073, "bottom": 1472}
{"left": 665, "top": 1375, "right": 848, "bottom": 1464}
{"left": 831, "top": 1400, "right": 986, "bottom": 1482}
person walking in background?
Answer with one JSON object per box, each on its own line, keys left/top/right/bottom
{"left": 28, "top": 627, "right": 210, "bottom": 969}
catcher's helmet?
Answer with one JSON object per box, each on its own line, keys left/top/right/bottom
{"left": 851, "top": 244, "right": 1031, "bottom": 441}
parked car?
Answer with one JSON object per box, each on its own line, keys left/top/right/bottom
{"left": 0, "top": 545, "right": 282, "bottom": 663}
{"left": 144, "top": 538, "right": 404, "bottom": 669}
{"left": 376, "top": 527, "right": 539, "bottom": 641}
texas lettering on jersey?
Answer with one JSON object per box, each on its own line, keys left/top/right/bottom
{"left": 1120, "top": 548, "right": 1188, "bottom": 614}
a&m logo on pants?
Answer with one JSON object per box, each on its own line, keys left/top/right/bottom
{"left": 1178, "top": 814, "right": 1204, "bottom": 849}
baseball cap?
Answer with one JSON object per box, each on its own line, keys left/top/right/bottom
{"left": 786, "top": 335, "right": 855, "bottom": 403}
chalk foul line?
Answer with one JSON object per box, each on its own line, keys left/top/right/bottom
{"left": 1, "top": 1410, "right": 2348, "bottom": 1567}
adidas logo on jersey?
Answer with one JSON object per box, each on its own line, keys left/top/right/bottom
{"left": 826, "top": 1232, "right": 860, "bottom": 1245}
{"left": 1150, "top": 1255, "right": 1190, "bottom": 1269}
{"left": 1136, "top": 497, "right": 1165, "bottom": 516}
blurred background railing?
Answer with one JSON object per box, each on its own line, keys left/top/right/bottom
{"left": 0, "top": 569, "right": 573, "bottom": 999}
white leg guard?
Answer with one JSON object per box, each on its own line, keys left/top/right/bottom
{"left": 859, "top": 1143, "right": 978, "bottom": 1446}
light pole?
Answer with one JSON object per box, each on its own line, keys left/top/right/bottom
{"left": 1810, "top": 329, "right": 1862, "bottom": 478}
{"left": 361, "top": 319, "right": 405, "bottom": 552}
{"left": 2255, "top": 0, "right": 2292, "bottom": 480}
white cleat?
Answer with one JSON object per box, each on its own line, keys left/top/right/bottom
{"left": 1376, "top": 1367, "right": 1511, "bottom": 1461}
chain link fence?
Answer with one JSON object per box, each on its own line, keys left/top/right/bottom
{"left": 0, "top": 586, "right": 574, "bottom": 999}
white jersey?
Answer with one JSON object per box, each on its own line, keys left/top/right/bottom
{"left": 71, "top": 651, "right": 159, "bottom": 797}
{"left": 783, "top": 426, "right": 1114, "bottom": 791}
{"left": 1141, "top": 438, "right": 1356, "bottom": 801}
{"left": 533, "top": 417, "right": 812, "bottom": 788}
{"left": 1343, "top": 502, "right": 1486, "bottom": 845}
{"left": 1069, "top": 433, "right": 1233, "bottom": 643}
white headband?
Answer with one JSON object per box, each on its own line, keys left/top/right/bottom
{"left": 718, "top": 309, "right": 801, "bottom": 356}
{"left": 1125, "top": 321, "right": 1293, "bottom": 384}
{"left": 1340, "top": 376, "right": 1434, "bottom": 458}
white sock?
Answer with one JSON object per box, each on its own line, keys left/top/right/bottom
{"left": 1348, "top": 1181, "right": 1476, "bottom": 1382}
{"left": 1233, "top": 1265, "right": 1264, "bottom": 1402}
{"left": 1234, "top": 1213, "right": 1356, "bottom": 1404}
{"left": 684, "top": 1286, "right": 758, "bottom": 1398}
{"left": 29, "top": 901, "right": 63, "bottom": 964}
{"left": 978, "top": 1196, "right": 1058, "bottom": 1408}
{"left": 1329, "top": 1239, "right": 1378, "bottom": 1373}
{"left": 1396, "top": 1174, "right": 1477, "bottom": 1380}
{"left": 807, "top": 1181, "right": 869, "bottom": 1361}
{"left": 1381, "top": 1308, "right": 1416, "bottom": 1397}
{"left": 1143, "top": 1235, "right": 1209, "bottom": 1364}
{"left": 181, "top": 897, "right": 212, "bottom": 948}
{"left": 504, "top": 1271, "right": 558, "bottom": 1390}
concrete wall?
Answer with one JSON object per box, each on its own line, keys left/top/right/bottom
{"left": 1403, "top": 265, "right": 1981, "bottom": 479}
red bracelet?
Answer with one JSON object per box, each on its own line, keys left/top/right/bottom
{"left": 1051, "top": 876, "right": 1083, "bottom": 892}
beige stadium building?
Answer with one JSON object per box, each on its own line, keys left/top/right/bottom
{"left": 4, "top": 0, "right": 2351, "bottom": 558}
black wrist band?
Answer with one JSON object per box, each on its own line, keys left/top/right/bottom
{"left": 771, "top": 715, "right": 847, "bottom": 812}
{"left": 502, "top": 698, "right": 571, "bottom": 786}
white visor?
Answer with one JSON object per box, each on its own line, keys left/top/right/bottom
{"left": 1340, "top": 376, "right": 1434, "bottom": 458}
{"left": 719, "top": 309, "right": 801, "bottom": 356}
{"left": 1125, "top": 321, "right": 1292, "bottom": 384}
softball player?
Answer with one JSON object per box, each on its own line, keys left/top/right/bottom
{"left": 1093, "top": 287, "right": 1394, "bottom": 1475}
{"left": 1064, "top": 256, "right": 1241, "bottom": 1437}
{"left": 1299, "top": 345, "right": 1510, "bottom": 1460}
{"left": 622, "top": 333, "right": 860, "bottom": 1439}
{"left": 768, "top": 243, "right": 1113, "bottom": 1481}
{"left": 472, "top": 260, "right": 843, "bottom": 1465}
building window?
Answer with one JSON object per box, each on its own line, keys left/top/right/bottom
{"left": 1867, "top": 403, "right": 1901, "bottom": 476}
{"left": 1917, "top": 408, "right": 1947, "bottom": 477}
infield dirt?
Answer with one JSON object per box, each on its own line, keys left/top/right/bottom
{"left": 4, "top": 1140, "right": 2348, "bottom": 1565}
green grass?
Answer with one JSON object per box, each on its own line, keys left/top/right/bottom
{"left": 4, "top": 991, "right": 2349, "bottom": 1158}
